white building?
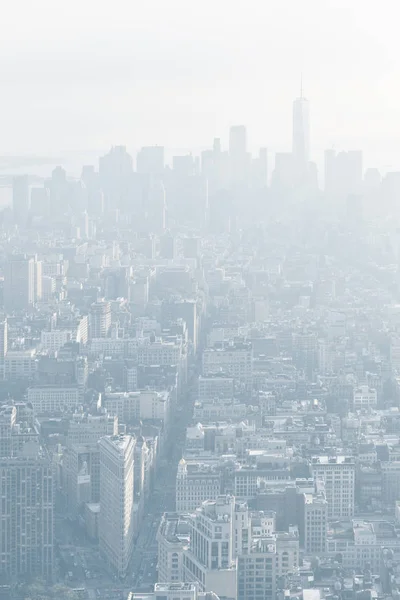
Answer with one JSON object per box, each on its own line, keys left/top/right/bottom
{"left": 193, "top": 399, "right": 247, "bottom": 423}
{"left": 157, "top": 513, "right": 190, "bottom": 582}
{"left": 390, "top": 334, "right": 400, "bottom": 372}
{"left": 66, "top": 411, "right": 118, "bottom": 446}
{"left": 183, "top": 496, "right": 237, "bottom": 599}
{"left": 41, "top": 276, "right": 56, "bottom": 302}
{"left": 352, "top": 385, "right": 377, "bottom": 411}
{"left": 197, "top": 375, "right": 234, "bottom": 401}
{"left": 89, "top": 337, "right": 138, "bottom": 358}
{"left": 99, "top": 434, "right": 135, "bottom": 577}
{"left": 4, "top": 349, "right": 37, "bottom": 381}
{"left": 176, "top": 459, "right": 221, "bottom": 513}
{"left": 128, "top": 583, "right": 216, "bottom": 600}
{"left": 311, "top": 456, "right": 355, "bottom": 519}
{"left": 202, "top": 343, "right": 252, "bottom": 388}
{"left": 138, "top": 340, "right": 182, "bottom": 366}
{"left": 89, "top": 300, "right": 111, "bottom": 339}
{"left": 40, "top": 329, "right": 72, "bottom": 353}
{"left": 250, "top": 511, "right": 276, "bottom": 538}
{"left": 106, "top": 390, "right": 171, "bottom": 425}
{"left": 27, "top": 385, "right": 80, "bottom": 414}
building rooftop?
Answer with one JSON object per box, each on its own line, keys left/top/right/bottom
{"left": 311, "top": 455, "right": 355, "bottom": 465}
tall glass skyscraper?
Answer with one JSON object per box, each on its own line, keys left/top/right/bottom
{"left": 292, "top": 94, "right": 310, "bottom": 168}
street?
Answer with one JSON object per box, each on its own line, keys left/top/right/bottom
{"left": 130, "top": 377, "right": 196, "bottom": 590}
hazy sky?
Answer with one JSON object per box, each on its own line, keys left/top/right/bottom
{"left": 1, "top": 0, "right": 399, "bottom": 169}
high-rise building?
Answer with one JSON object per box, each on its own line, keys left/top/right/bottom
{"left": 30, "top": 187, "right": 50, "bottom": 217}
{"left": 0, "top": 445, "right": 54, "bottom": 580}
{"left": 324, "top": 149, "right": 363, "bottom": 201}
{"left": 89, "top": 300, "right": 111, "bottom": 339}
{"left": 292, "top": 92, "right": 310, "bottom": 168}
{"left": 0, "top": 318, "right": 8, "bottom": 362}
{"left": 157, "top": 512, "right": 190, "bottom": 582}
{"left": 3, "top": 254, "right": 40, "bottom": 311}
{"left": 145, "top": 182, "right": 166, "bottom": 234}
{"left": 64, "top": 443, "right": 100, "bottom": 513}
{"left": 137, "top": 146, "right": 165, "bottom": 177}
{"left": 229, "top": 125, "right": 249, "bottom": 186}
{"left": 183, "top": 496, "right": 237, "bottom": 598}
{"left": 302, "top": 492, "right": 328, "bottom": 554}
{"left": 311, "top": 456, "right": 355, "bottom": 518}
{"left": 352, "top": 385, "right": 378, "bottom": 411}
{"left": 237, "top": 538, "right": 277, "bottom": 600}
{"left": 66, "top": 412, "right": 118, "bottom": 446}
{"left": 12, "top": 175, "right": 30, "bottom": 226}
{"left": 229, "top": 125, "right": 247, "bottom": 158}
{"left": 251, "top": 148, "right": 268, "bottom": 189}
{"left": 99, "top": 434, "right": 135, "bottom": 577}
{"left": 99, "top": 146, "right": 133, "bottom": 211}
{"left": 237, "top": 530, "right": 299, "bottom": 600}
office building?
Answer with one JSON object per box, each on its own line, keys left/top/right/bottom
{"left": 302, "top": 492, "right": 328, "bottom": 554}
{"left": 128, "top": 583, "right": 220, "bottom": 600}
{"left": 99, "top": 145, "right": 133, "bottom": 211}
{"left": 66, "top": 411, "right": 118, "bottom": 446}
{"left": 197, "top": 375, "right": 235, "bottom": 401}
{"left": 352, "top": 385, "right": 378, "bottom": 410}
{"left": 40, "top": 329, "right": 72, "bottom": 353}
{"left": 229, "top": 125, "right": 248, "bottom": 186}
{"left": 12, "top": 175, "right": 30, "bottom": 226}
{"left": 105, "top": 390, "right": 171, "bottom": 427}
{"left": 176, "top": 459, "right": 222, "bottom": 513}
{"left": 64, "top": 443, "right": 100, "bottom": 513}
{"left": 145, "top": 182, "right": 166, "bottom": 234}
{"left": 237, "top": 538, "right": 277, "bottom": 600}
{"left": 202, "top": 343, "right": 253, "bottom": 388}
{"left": 157, "top": 513, "right": 190, "bottom": 582}
{"left": 0, "top": 318, "right": 7, "bottom": 362}
{"left": 27, "top": 385, "right": 80, "bottom": 414}
{"left": 325, "top": 149, "right": 363, "bottom": 201}
{"left": 99, "top": 434, "right": 135, "bottom": 577}
{"left": 183, "top": 496, "right": 237, "bottom": 599}
{"left": 89, "top": 300, "right": 111, "bottom": 339}
{"left": 292, "top": 93, "right": 310, "bottom": 168}
{"left": 30, "top": 187, "right": 50, "bottom": 217}
{"left": 311, "top": 456, "right": 355, "bottom": 518}
{"left": 137, "top": 146, "right": 165, "bottom": 177}
{"left": 4, "top": 349, "right": 37, "bottom": 381}
{"left": 0, "top": 447, "right": 54, "bottom": 580}
{"left": 3, "top": 254, "right": 40, "bottom": 311}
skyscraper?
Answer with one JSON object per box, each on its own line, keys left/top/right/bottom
{"left": 12, "top": 175, "right": 30, "bottom": 226}
{"left": 0, "top": 318, "right": 7, "bottom": 361}
{"left": 183, "top": 496, "right": 237, "bottom": 598}
{"left": 99, "top": 146, "right": 133, "bottom": 211}
{"left": 292, "top": 86, "right": 310, "bottom": 168}
{"left": 137, "top": 146, "right": 165, "bottom": 177}
{"left": 324, "top": 149, "right": 363, "bottom": 201}
{"left": 99, "top": 434, "right": 135, "bottom": 577}
{"left": 89, "top": 300, "right": 111, "bottom": 339}
{"left": 0, "top": 419, "right": 54, "bottom": 581}
{"left": 3, "top": 254, "right": 38, "bottom": 312}
{"left": 229, "top": 125, "right": 249, "bottom": 186}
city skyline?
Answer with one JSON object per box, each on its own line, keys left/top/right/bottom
{"left": 1, "top": 1, "right": 400, "bottom": 171}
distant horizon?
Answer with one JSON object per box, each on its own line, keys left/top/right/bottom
{"left": 0, "top": 137, "right": 398, "bottom": 182}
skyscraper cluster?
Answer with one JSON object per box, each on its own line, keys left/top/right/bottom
{"left": 0, "top": 91, "right": 400, "bottom": 600}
